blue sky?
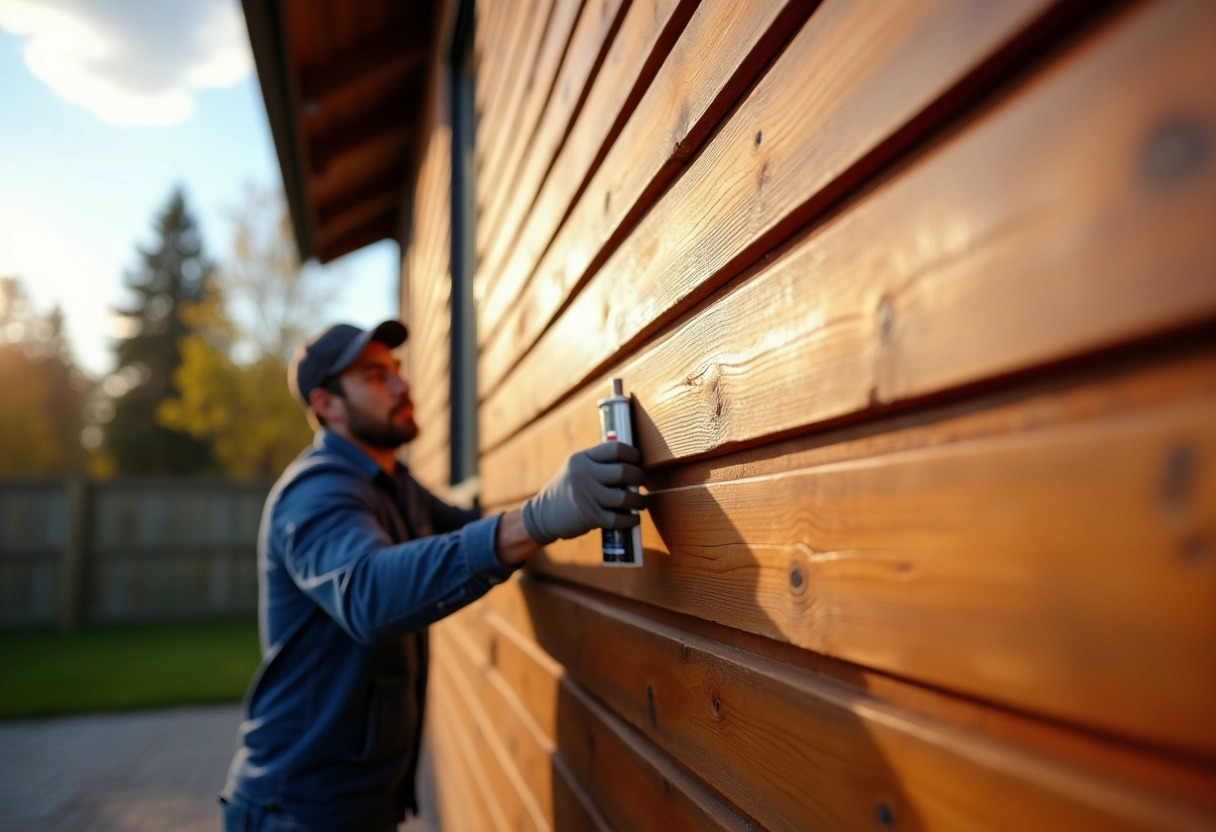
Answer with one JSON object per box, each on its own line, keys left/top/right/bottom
{"left": 0, "top": 0, "right": 398, "bottom": 377}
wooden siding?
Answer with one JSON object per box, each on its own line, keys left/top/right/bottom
{"left": 403, "top": 47, "right": 455, "bottom": 490}
{"left": 402, "top": 0, "right": 1216, "bottom": 828}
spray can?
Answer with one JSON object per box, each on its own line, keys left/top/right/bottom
{"left": 597, "top": 378, "right": 643, "bottom": 567}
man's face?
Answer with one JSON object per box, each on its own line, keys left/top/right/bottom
{"left": 331, "top": 341, "right": 418, "bottom": 448}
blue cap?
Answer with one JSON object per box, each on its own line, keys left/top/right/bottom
{"left": 288, "top": 320, "right": 408, "bottom": 406}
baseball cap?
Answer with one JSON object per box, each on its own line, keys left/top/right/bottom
{"left": 288, "top": 320, "right": 408, "bottom": 406}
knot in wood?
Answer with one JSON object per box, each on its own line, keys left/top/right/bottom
{"left": 789, "top": 565, "right": 805, "bottom": 591}
{"left": 1159, "top": 443, "right": 1196, "bottom": 509}
{"left": 705, "top": 681, "right": 723, "bottom": 720}
{"left": 711, "top": 382, "right": 725, "bottom": 421}
{"left": 1182, "top": 534, "right": 1212, "bottom": 567}
{"left": 1142, "top": 115, "right": 1209, "bottom": 188}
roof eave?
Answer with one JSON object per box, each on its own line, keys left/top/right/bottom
{"left": 241, "top": 0, "right": 316, "bottom": 263}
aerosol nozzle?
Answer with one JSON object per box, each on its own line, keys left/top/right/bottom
{"left": 611, "top": 378, "right": 623, "bottom": 397}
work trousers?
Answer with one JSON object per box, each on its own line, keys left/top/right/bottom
{"left": 220, "top": 795, "right": 400, "bottom": 832}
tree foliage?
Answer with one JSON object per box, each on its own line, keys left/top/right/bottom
{"left": 223, "top": 185, "right": 333, "bottom": 362}
{"left": 0, "top": 277, "right": 91, "bottom": 475}
{"left": 106, "top": 188, "right": 216, "bottom": 475}
{"left": 157, "top": 186, "right": 321, "bottom": 480}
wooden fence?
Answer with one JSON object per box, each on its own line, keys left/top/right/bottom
{"left": 0, "top": 478, "right": 268, "bottom": 628}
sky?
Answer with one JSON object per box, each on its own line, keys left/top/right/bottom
{"left": 0, "top": 0, "right": 399, "bottom": 378}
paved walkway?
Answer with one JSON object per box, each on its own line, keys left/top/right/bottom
{"left": 0, "top": 705, "right": 439, "bottom": 831}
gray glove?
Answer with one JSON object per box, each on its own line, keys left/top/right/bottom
{"left": 520, "top": 441, "right": 646, "bottom": 546}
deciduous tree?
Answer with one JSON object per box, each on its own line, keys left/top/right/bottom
{"left": 158, "top": 186, "right": 323, "bottom": 479}
{"left": 0, "top": 277, "right": 91, "bottom": 475}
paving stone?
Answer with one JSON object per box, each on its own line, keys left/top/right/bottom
{"left": 0, "top": 705, "right": 439, "bottom": 831}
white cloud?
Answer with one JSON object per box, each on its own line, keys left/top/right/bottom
{"left": 0, "top": 0, "right": 252, "bottom": 126}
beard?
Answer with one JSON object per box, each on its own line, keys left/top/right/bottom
{"left": 345, "top": 400, "right": 418, "bottom": 449}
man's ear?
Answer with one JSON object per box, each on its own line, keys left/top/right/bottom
{"left": 309, "top": 387, "right": 343, "bottom": 426}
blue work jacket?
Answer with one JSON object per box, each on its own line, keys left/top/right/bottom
{"left": 221, "top": 429, "right": 516, "bottom": 829}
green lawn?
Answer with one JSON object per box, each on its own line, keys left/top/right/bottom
{"left": 0, "top": 619, "right": 261, "bottom": 720}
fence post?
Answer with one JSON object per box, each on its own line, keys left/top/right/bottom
{"left": 59, "top": 475, "right": 90, "bottom": 632}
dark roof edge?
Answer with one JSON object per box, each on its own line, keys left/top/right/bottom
{"left": 241, "top": 0, "right": 315, "bottom": 263}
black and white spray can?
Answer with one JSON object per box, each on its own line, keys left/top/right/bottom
{"left": 597, "top": 378, "right": 643, "bottom": 567}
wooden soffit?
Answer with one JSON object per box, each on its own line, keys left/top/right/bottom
{"left": 242, "top": 0, "right": 438, "bottom": 263}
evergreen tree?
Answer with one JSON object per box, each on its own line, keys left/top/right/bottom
{"left": 106, "top": 188, "right": 215, "bottom": 474}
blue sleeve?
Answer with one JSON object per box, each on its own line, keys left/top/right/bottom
{"left": 275, "top": 469, "right": 516, "bottom": 644}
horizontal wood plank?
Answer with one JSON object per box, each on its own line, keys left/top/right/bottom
{"left": 474, "top": 0, "right": 697, "bottom": 339}
{"left": 475, "top": 0, "right": 585, "bottom": 259}
{"left": 553, "top": 669, "right": 761, "bottom": 832}
{"left": 550, "top": 753, "right": 613, "bottom": 832}
{"left": 435, "top": 621, "right": 557, "bottom": 828}
{"left": 428, "top": 708, "right": 488, "bottom": 832}
{"left": 477, "top": 0, "right": 629, "bottom": 284}
{"left": 438, "top": 606, "right": 761, "bottom": 831}
{"left": 475, "top": 0, "right": 559, "bottom": 234}
{"left": 578, "top": 364, "right": 1216, "bottom": 754}
{"left": 477, "top": 0, "right": 1067, "bottom": 434}
{"left": 444, "top": 603, "right": 564, "bottom": 742}
{"left": 430, "top": 674, "right": 512, "bottom": 832}
{"left": 483, "top": 576, "right": 1216, "bottom": 831}
{"left": 432, "top": 638, "right": 549, "bottom": 832}
{"left": 481, "top": 0, "right": 1216, "bottom": 485}
{"left": 441, "top": 607, "right": 760, "bottom": 831}
{"left": 511, "top": 357, "right": 1216, "bottom": 754}
{"left": 437, "top": 609, "right": 612, "bottom": 830}
{"left": 477, "top": 0, "right": 818, "bottom": 389}
{"left": 480, "top": 0, "right": 1216, "bottom": 454}
{"left": 474, "top": 0, "right": 536, "bottom": 173}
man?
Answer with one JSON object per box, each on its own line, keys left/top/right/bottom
{"left": 220, "top": 321, "right": 644, "bottom": 831}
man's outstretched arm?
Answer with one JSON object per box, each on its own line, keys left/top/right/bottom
{"left": 496, "top": 440, "right": 646, "bottom": 566}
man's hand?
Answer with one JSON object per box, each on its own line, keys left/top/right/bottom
{"left": 520, "top": 442, "right": 646, "bottom": 547}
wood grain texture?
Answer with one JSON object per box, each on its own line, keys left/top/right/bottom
{"left": 430, "top": 676, "right": 511, "bottom": 832}
{"left": 474, "top": 0, "right": 697, "bottom": 339}
{"left": 475, "top": 0, "right": 559, "bottom": 233}
{"left": 479, "top": 347, "right": 1216, "bottom": 749}
{"left": 403, "top": 99, "right": 453, "bottom": 489}
{"left": 429, "top": 707, "right": 491, "bottom": 832}
{"left": 474, "top": 0, "right": 536, "bottom": 173}
{"left": 553, "top": 670, "right": 761, "bottom": 832}
{"left": 490, "top": 544, "right": 1216, "bottom": 806}
{"left": 433, "top": 612, "right": 612, "bottom": 830}
{"left": 477, "top": 0, "right": 629, "bottom": 283}
{"left": 433, "top": 639, "right": 549, "bottom": 832}
{"left": 480, "top": 0, "right": 1216, "bottom": 461}
{"left": 437, "top": 606, "right": 763, "bottom": 832}
{"left": 549, "top": 754, "right": 613, "bottom": 832}
{"left": 511, "top": 360, "right": 1216, "bottom": 755}
{"left": 435, "top": 622, "right": 557, "bottom": 829}
{"left": 480, "top": 0, "right": 1103, "bottom": 452}
{"left": 475, "top": 0, "right": 585, "bottom": 259}
{"left": 478, "top": 0, "right": 818, "bottom": 393}
{"left": 445, "top": 603, "right": 564, "bottom": 742}
{"left": 479, "top": 576, "right": 1216, "bottom": 832}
